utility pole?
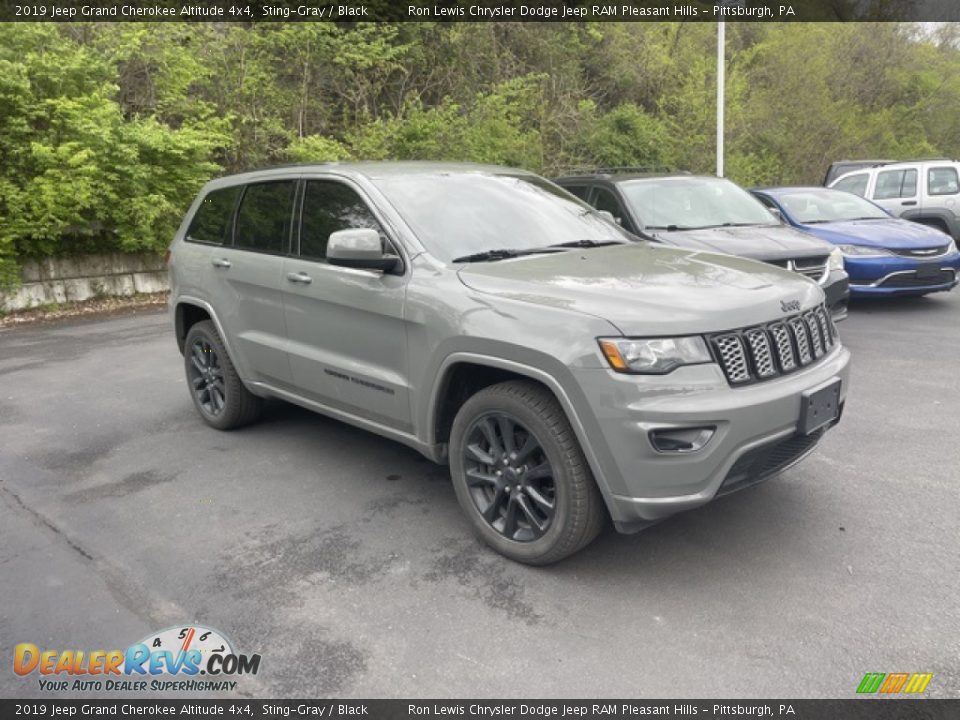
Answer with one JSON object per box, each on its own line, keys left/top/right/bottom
{"left": 717, "top": 20, "right": 725, "bottom": 178}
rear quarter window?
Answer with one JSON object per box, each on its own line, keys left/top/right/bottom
{"left": 831, "top": 173, "right": 869, "bottom": 197}
{"left": 186, "top": 186, "right": 241, "bottom": 245}
{"left": 927, "top": 167, "right": 960, "bottom": 196}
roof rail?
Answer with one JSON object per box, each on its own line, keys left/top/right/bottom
{"left": 554, "top": 165, "right": 687, "bottom": 177}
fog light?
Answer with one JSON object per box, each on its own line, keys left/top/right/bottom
{"left": 649, "top": 427, "right": 715, "bottom": 454}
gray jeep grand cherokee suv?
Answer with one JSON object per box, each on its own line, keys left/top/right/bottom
{"left": 169, "top": 162, "right": 850, "bottom": 564}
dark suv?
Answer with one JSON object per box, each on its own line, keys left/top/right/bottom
{"left": 555, "top": 172, "right": 850, "bottom": 319}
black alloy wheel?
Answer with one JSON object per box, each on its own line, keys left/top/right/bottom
{"left": 187, "top": 337, "right": 226, "bottom": 416}
{"left": 462, "top": 412, "right": 557, "bottom": 542}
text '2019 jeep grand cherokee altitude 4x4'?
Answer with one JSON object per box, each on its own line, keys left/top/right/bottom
{"left": 169, "top": 162, "right": 850, "bottom": 565}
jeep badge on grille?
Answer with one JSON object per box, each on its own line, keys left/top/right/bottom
{"left": 781, "top": 299, "right": 801, "bottom": 313}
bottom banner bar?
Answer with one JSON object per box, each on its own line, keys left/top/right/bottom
{"left": 1, "top": 699, "right": 957, "bottom": 720}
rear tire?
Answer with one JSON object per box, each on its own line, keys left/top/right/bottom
{"left": 184, "top": 320, "right": 263, "bottom": 430}
{"left": 449, "top": 380, "right": 606, "bottom": 565}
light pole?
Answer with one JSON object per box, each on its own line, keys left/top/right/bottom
{"left": 717, "top": 20, "right": 725, "bottom": 178}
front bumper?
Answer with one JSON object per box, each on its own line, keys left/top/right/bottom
{"left": 822, "top": 269, "right": 850, "bottom": 319}
{"left": 845, "top": 253, "right": 960, "bottom": 296}
{"left": 571, "top": 345, "right": 850, "bottom": 532}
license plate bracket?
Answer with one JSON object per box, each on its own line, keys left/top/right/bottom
{"left": 800, "top": 379, "right": 842, "bottom": 435}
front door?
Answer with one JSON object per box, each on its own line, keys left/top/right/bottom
{"left": 281, "top": 178, "right": 412, "bottom": 431}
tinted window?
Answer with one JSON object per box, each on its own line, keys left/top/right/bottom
{"left": 832, "top": 173, "right": 869, "bottom": 197}
{"left": 186, "top": 187, "right": 241, "bottom": 245}
{"left": 874, "top": 169, "right": 917, "bottom": 199}
{"left": 562, "top": 184, "right": 590, "bottom": 200}
{"left": 928, "top": 167, "right": 959, "bottom": 196}
{"left": 234, "top": 181, "right": 295, "bottom": 254}
{"left": 618, "top": 177, "right": 777, "bottom": 230}
{"left": 371, "top": 173, "right": 631, "bottom": 263}
{"left": 299, "top": 180, "right": 385, "bottom": 260}
{"left": 593, "top": 188, "right": 624, "bottom": 219}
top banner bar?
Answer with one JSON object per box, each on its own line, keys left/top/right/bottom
{"left": 3, "top": 0, "right": 959, "bottom": 23}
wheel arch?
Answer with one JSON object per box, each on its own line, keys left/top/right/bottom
{"left": 427, "top": 353, "right": 616, "bottom": 514}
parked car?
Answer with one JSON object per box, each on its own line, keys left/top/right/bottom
{"left": 169, "top": 162, "right": 849, "bottom": 564}
{"left": 827, "top": 159, "right": 960, "bottom": 240}
{"left": 752, "top": 187, "right": 960, "bottom": 297}
{"left": 554, "top": 172, "right": 850, "bottom": 319}
{"left": 823, "top": 159, "right": 894, "bottom": 186}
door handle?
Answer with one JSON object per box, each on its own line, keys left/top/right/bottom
{"left": 211, "top": 258, "right": 232, "bottom": 269}
{"left": 286, "top": 272, "right": 313, "bottom": 285}
{"left": 901, "top": 200, "right": 917, "bottom": 206}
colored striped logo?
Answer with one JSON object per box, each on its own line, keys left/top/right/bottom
{"left": 857, "top": 672, "right": 933, "bottom": 694}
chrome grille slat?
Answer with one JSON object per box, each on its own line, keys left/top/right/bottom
{"left": 804, "top": 312, "right": 825, "bottom": 358}
{"left": 789, "top": 318, "right": 813, "bottom": 365}
{"left": 714, "top": 334, "right": 750, "bottom": 384}
{"left": 770, "top": 323, "right": 796, "bottom": 372}
{"left": 814, "top": 306, "right": 833, "bottom": 344}
{"left": 710, "top": 303, "right": 837, "bottom": 386}
{"left": 744, "top": 328, "right": 776, "bottom": 378}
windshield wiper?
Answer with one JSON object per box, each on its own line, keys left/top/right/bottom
{"left": 452, "top": 248, "right": 561, "bottom": 263}
{"left": 644, "top": 224, "right": 694, "bottom": 232}
{"left": 546, "top": 239, "right": 625, "bottom": 249}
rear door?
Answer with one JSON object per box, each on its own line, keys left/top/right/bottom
{"left": 870, "top": 166, "right": 919, "bottom": 217}
{"left": 281, "top": 177, "right": 412, "bottom": 431}
{"left": 205, "top": 179, "right": 296, "bottom": 386}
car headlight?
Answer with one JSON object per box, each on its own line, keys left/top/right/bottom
{"left": 947, "top": 239, "right": 958, "bottom": 254}
{"left": 598, "top": 336, "right": 712, "bottom": 375}
{"left": 828, "top": 247, "right": 844, "bottom": 270}
{"left": 837, "top": 244, "right": 893, "bottom": 257}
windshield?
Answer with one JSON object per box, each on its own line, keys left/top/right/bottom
{"left": 370, "top": 172, "right": 632, "bottom": 262}
{"left": 774, "top": 189, "right": 889, "bottom": 223}
{"left": 619, "top": 177, "right": 778, "bottom": 230}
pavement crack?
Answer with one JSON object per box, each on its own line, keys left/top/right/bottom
{"left": 2, "top": 486, "right": 94, "bottom": 561}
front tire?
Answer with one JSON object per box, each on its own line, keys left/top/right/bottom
{"left": 183, "top": 320, "right": 263, "bottom": 430}
{"left": 449, "top": 380, "right": 606, "bottom": 565}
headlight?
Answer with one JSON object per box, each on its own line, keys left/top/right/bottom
{"left": 947, "top": 239, "right": 958, "bottom": 254}
{"left": 837, "top": 244, "right": 892, "bottom": 257}
{"left": 828, "top": 247, "right": 844, "bottom": 270}
{"left": 598, "top": 336, "right": 712, "bottom": 375}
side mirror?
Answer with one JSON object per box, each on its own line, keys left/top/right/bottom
{"left": 768, "top": 207, "right": 783, "bottom": 221}
{"left": 597, "top": 209, "right": 622, "bottom": 226}
{"left": 327, "top": 228, "right": 399, "bottom": 273}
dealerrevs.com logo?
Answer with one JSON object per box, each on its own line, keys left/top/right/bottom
{"left": 14, "top": 625, "right": 261, "bottom": 693}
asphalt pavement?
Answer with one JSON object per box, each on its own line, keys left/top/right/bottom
{"left": 1, "top": 291, "right": 958, "bottom": 699}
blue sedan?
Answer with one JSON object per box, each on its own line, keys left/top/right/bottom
{"left": 752, "top": 187, "right": 960, "bottom": 297}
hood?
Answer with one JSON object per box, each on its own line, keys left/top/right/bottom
{"left": 457, "top": 243, "right": 824, "bottom": 336}
{"left": 653, "top": 223, "right": 833, "bottom": 261}
{"left": 798, "top": 218, "right": 952, "bottom": 250}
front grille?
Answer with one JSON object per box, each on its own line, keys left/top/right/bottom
{"left": 877, "top": 269, "right": 956, "bottom": 288}
{"left": 710, "top": 303, "right": 838, "bottom": 386}
{"left": 719, "top": 429, "right": 825, "bottom": 496}
{"left": 770, "top": 257, "right": 829, "bottom": 284}
{"left": 890, "top": 245, "right": 950, "bottom": 258}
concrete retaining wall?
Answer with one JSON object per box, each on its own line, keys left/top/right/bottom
{"left": 1, "top": 253, "right": 168, "bottom": 313}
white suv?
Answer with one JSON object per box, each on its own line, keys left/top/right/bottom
{"left": 829, "top": 159, "right": 960, "bottom": 240}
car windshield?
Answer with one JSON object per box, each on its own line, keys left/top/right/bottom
{"left": 370, "top": 172, "right": 632, "bottom": 262}
{"left": 619, "top": 177, "right": 778, "bottom": 230}
{"left": 774, "top": 189, "right": 889, "bottom": 223}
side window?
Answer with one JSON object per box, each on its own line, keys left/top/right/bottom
{"left": 186, "top": 186, "right": 241, "bottom": 245}
{"left": 299, "top": 180, "right": 386, "bottom": 261}
{"left": 874, "top": 170, "right": 903, "bottom": 199}
{"left": 234, "top": 181, "right": 295, "bottom": 254}
{"left": 928, "top": 167, "right": 959, "bottom": 196}
{"left": 592, "top": 188, "right": 626, "bottom": 224}
{"left": 562, "top": 184, "right": 590, "bottom": 200}
{"left": 832, "top": 173, "right": 868, "bottom": 197}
